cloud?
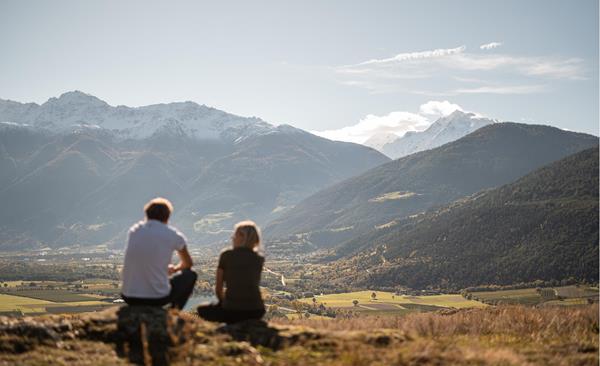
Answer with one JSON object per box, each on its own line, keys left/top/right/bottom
{"left": 336, "top": 45, "right": 586, "bottom": 94}
{"left": 480, "top": 42, "right": 503, "bottom": 50}
{"left": 454, "top": 85, "right": 548, "bottom": 94}
{"left": 356, "top": 46, "right": 466, "bottom": 66}
{"left": 419, "top": 100, "right": 463, "bottom": 116}
{"left": 522, "top": 58, "right": 586, "bottom": 79}
{"left": 311, "top": 101, "right": 463, "bottom": 144}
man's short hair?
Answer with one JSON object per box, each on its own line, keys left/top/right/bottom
{"left": 144, "top": 197, "right": 173, "bottom": 223}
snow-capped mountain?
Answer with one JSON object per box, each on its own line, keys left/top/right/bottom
{"left": 363, "top": 132, "right": 400, "bottom": 151}
{"left": 0, "top": 91, "right": 275, "bottom": 140}
{"left": 380, "top": 111, "right": 497, "bottom": 159}
{"left": 0, "top": 91, "right": 389, "bottom": 250}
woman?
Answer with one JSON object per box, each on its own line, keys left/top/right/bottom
{"left": 197, "top": 221, "right": 265, "bottom": 324}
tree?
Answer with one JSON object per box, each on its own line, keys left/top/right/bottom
{"left": 312, "top": 297, "right": 317, "bottom": 306}
{"left": 371, "top": 292, "right": 377, "bottom": 300}
{"left": 352, "top": 299, "right": 359, "bottom": 307}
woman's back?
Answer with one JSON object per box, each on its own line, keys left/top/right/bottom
{"left": 218, "top": 247, "right": 264, "bottom": 310}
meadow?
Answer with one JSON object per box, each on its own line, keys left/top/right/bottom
{"left": 297, "top": 286, "right": 599, "bottom": 317}
{"left": 299, "top": 290, "right": 487, "bottom": 315}
{"left": 0, "top": 279, "right": 118, "bottom": 316}
{"left": 468, "top": 285, "right": 599, "bottom": 305}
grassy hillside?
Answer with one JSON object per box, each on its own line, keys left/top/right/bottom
{"left": 329, "top": 147, "right": 599, "bottom": 290}
{"left": 265, "top": 123, "right": 598, "bottom": 252}
{"left": 0, "top": 305, "right": 597, "bottom": 365}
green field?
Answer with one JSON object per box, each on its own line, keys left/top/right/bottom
{"left": 300, "top": 290, "right": 486, "bottom": 314}
{"left": 469, "top": 288, "right": 542, "bottom": 305}
{"left": 0, "top": 293, "right": 53, "bottom": 314}
{"left": 469, "top": 286, "right": 599, "bottom": 305}
{"left": 4, "top": 290, "right": 100, "bottom": 302}
{"left": 0, "top": 292, "right": 113, "bottom": 316}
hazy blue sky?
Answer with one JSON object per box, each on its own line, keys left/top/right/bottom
{"left": 1, "top": 0, "right": 598, "bottom": 140}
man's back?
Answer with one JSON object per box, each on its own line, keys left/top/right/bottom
{"left": 122, "top": 219, "right": 186, "bottom": 298}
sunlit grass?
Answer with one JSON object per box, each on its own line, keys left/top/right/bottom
{"left": 299, "top": 290, "right": 487, "bottom": 309}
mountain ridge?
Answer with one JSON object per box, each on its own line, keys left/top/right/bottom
{"left": 264, "top": 122, "right": 599, "bottom": 252}
{"left": 325, "top": 146, "right": 599, "bottom": 290}
{"left": 0, "top": 93, "right": 389, "bottom": 250}
{"left": 0, "top": 91, "right": 275, "bottom": 141}
{"left": 379, "top": 110, "right": 496, "bottom": 159}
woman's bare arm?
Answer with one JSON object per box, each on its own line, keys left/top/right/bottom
{"left": 215, "top": 268, "right": 224, "bottom": 302}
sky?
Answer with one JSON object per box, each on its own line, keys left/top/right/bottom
{"left": 0, "top": 0, "right": 598, "bottom": 142}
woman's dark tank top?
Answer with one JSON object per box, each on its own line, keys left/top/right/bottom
{"left": 218, "top": 247, "right": 265, "bottom": 310}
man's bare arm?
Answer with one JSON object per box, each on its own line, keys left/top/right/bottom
{"left": 169, "top": 246, "right": 193, "bottom": 274}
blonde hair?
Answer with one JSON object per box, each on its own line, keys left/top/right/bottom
{"left": 234, "top": 220, "right": 261, "bottom": 251}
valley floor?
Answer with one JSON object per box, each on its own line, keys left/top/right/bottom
{"left": 0, "top": 304, "right": 597, "bottom": 366}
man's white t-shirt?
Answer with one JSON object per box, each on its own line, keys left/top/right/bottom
{"left": 121, "top": 219, "right": 187, "bottom": 298}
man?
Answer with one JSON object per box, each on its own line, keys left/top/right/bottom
{"left": 121, "top": 197, "right": 197, "bottom": 309}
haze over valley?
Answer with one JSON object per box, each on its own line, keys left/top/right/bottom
{"left": 1, "top": 2, "right": 598, "bottom": 365}
{"left": 0, "top": 91, "right": 388, "bottom": 249}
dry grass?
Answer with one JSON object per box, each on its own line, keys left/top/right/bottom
{"left": 1, "top": 305, "right": 597, "bottom": 365}
{"left": 274, "top": 304, "right": 599, "bottom": 340}
{"left": 267, "top": 305, "right": 599, "bottom": 365}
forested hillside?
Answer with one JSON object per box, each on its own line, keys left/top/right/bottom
{"left": 327, "top": 147, "right": 599, "bottom": 290}
{"left": 265, "top": 123, "right": 598, "bottom": 251}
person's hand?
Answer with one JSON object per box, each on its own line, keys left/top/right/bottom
{"left": 168, "top": 264, "right": 178, "bottom": 275}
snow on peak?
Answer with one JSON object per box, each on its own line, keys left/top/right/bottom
{"left": 364, "top": 132, "right": 400, "bottom": 151}
{"left": 381, "top": 110, "right": 497, "bottom": 159}
{"left": 0, "top": 91, "right": 278, "bottom": 141}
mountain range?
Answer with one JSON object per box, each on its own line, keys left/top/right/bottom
{"left": 264, "top": 123, "right": 599, "bottom": 253}
{"left": 364, "top": 110, "right": 496, "bottom": 159}
{"left": 323, "top": 146, "right": 599, "bottom": 290}
{"left": 0, "top": 91, "right": 275, "bottom": 140}
{"left": 0, "top": 92, "right": 388, "bottom": 250}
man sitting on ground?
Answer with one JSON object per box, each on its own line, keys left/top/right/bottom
{"left": 121, "top": 197, "right": 197, "bottom": 309}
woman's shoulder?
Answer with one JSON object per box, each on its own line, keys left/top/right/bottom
{"left": 219, "top": 248, "right": 234, "bottom": 256}
{"left": 218, "top": 248, "right": 235, "bottom": 262}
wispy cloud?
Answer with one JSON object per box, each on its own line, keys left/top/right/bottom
{"left": 336, "top": 44, "right": 586, "bottom": 95}
{"left": 355, "top": 46, "right": 466, "bottom": 66}
{"left": 480, "top": 42, "right": 503, "bottom": 50}
{"left": 522, "top": 58, "right": 586, "bottom": 79}
{"left": 454, "top": 85, "right": 548, "bottom": 94}
{"left": 311, "top": 101, "right": 464, "bottom": 144}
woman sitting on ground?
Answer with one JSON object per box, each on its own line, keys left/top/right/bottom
{"left": 197, "top": 221, "right": 265, "bottom": 324}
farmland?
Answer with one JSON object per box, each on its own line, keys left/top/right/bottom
{"left": 299, "top": 290, "right": 487, "bottom": 315}
{"left": 0, "top": 292, "right": 111, "bottom": 315}
{"left": 0, "top": 278, "right": 119, "bottom": 316}
{"left": 467, "top": 285, "right": 599, "bottom": 305}
{"left": 297, "top": 286, "right": 599, "bottom": 316}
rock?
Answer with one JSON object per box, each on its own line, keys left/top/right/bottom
{"left": 0, "top": 319, "right": 63, "bottom": 353}
{"left": 114, "top": 306, "right": 190, "bottom": 366}
{"left": 217, "top": 319, "right": 323, "bottom": 350}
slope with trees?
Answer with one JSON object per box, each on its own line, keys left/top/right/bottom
{"left": 327, "top": 147, "right": 599, "bottom": 290}
{"left": 265, "top": 123, "right": 598, "bottom": 251}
